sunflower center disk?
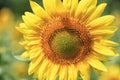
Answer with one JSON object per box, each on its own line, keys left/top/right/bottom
{"left": 50, "top": 28, "right": 83, "bottom": 59}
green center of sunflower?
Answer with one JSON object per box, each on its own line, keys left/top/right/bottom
{"left": 49, "top": 28, "right": 83, "bottom": 58}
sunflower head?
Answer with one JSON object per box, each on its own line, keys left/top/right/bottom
{"left": 17, "top": 0, "right": 119, "bottom": 80}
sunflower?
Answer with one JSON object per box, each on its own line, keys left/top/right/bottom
{"left": 17, "top": 0, "right": 118, "bottom": 80}
{"left": 99, "top": 65, "right": 120, "bottom": 80}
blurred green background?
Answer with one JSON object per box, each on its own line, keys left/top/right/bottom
{"left": 0, "top": 0, "right": 120, "bottom": 80}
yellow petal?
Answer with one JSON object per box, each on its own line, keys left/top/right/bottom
{"left": 19, "top": 41, "right": 29, "bottom": 50}
{"left": 22, "top": 15, "right": 34, "bottom": 27}
{"left": 75, "top": 0, "right": 94, "bottom": 18}
{"left": 16, "top": 26, "right": 25, "bottom": 33}
{"left": 33, "top": 71, "right": 38, "bottom": 78}
{"left": 22, "top": 14, "right": 43, "bottom": 29}
{"left": 42, "top": 62, "right": 52, "bottom": 80}
{"left": 30, "top": 0, "right": 51, "bottom": 20}
{"left": 16, "top": 27, "right": 37, "bottom": 35}
{"left": 63, "top": 0, "right": 72, "bottom": 11}
{"left": 87, "top": 57, "right": 107, "bottom": 71}
{"left": 28, "top": 53, "right": 44, "bottom": 75}
{"left": 77, "top": 62, "right": 90, "bottom": 80}
{"left": 93, "top": 42, "right": 117, "bottom": 56}
{"left": 24, "top": 12, "right": 44, "bottom": 28}
{"left": 19, "top": 23, "right": 28, "bottom": 29}
{"left": 30, "top": 50, "right": 41, "bottom": 59}
{"left": 92, "top": 52, "right": 109, "bottom": 61}
{"left": 90, "top": 26, "right": 118, "bottom": 39}
{"left": 19, "top": 41, "right": 27, "bottom": 46}
{"left": 81, "top": 0, "right": 97, "bottom": 20}
{"left": 70, "top": 0, "right": 78, "bottom": 16}
{"left": 38, "top": 59, "right": 50, "bottom": 79}
{"left": 87, "top": 3, "right": 107, "bottom": 23}
{"left": 54, "top": 0, "right": 66, "bottom": 16}
{"left": 29, "top": 47, "right": 42, "bottom": 59}
{"left": 17, "top": 28, "right": 37, "bottom": 35}
{"left": 48, "top": 64, "right": 59, "bottom": 80}
{"left": 68, "top": 64, "right": 78, "bottom": 80}
{"left": 18, "top": 23, "right": 38, "bottom": 35}
{"left": 100, "top": 40, "right": 119, "bottom": 46}
{"left": 27, "top": 39, "right": 41, "bottom": 46}
{"left": 87, "top": 15, "right": 115, "bottom": 29}
{"left": 25, "top": 12, "right": 41, "bottom": 22}
{"left": 89, "top": 24, "right": 117, "bottom": 31}
{"left": 43, "top": 0, "right": 65, "bottom": 16}
{"left": 21, "top": 51, "right": 29, "bottom": 58}
{"left": 43, "top": 0, "right": 55, "bottom": 15}
{"left": 90, "top": 29, "right": 115, "bottom": 36}
{"left": 59, "top": 65, "right": 68, "bottom": 80}
{"left": 24, "top": 36, "right": 39, "bottom": 41}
